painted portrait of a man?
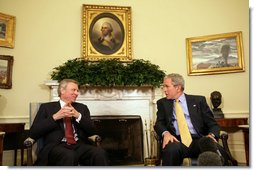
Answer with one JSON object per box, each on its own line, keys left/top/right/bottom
{"left": 89, "top": 13, "right": 124, "bottom": 55}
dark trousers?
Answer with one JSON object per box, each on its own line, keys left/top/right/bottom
{"left": 48, "top": 141, "right": 109, "bottom": 166}
{"left": 161, "top": 138, "right": 230, "bottom": 166}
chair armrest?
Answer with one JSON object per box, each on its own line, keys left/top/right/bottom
{"left": 219, "top": 131, "right": 238, "bottom": 166}
{"left": 23, "top": 135, "right": 101, "bottom": 166}
{"left": 88, "top": 135, "right": 102, "bottom": 146}
{"left": 153, "top": 131, "right": 161, "bottom": 142}
{"left": 219, "top": 130, "right": 228, "bottom": 139}
{"left": 24, "top": 137, "right": 35, "bottom": 148}
{"left": 153, "top": 131, "right": 162, "bottom": 161}
{"left": 23, "top": 137, "right": 35, "bottom": 166}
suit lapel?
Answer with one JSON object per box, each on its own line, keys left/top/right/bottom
{"left": 54, "top": 101, "right": 65, "bottom": 131}
{"left": 162, "top": 98, "right": 176, "bottom": 134}
{"left": 185, "top": 94, "right": 200, "bottom": 133}
{"left": 186, "top": 95, "right": 196, "bottom": 116}
{"left": 70, "top": 103, "right": 79, "bottom": 132}
{"left": 162, "top": 98, "right": 173, "bottom": 120}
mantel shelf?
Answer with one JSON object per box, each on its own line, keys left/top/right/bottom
{"left": 45, "top": 80, "right": 156, "bottom": 89}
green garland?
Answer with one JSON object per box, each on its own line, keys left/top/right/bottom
{"left": 51, "top": 58, "right": 166, "bottom": 87}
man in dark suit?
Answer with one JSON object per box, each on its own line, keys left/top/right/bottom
{"left": 29, "top": 79, "right": 108, "bottom": 166}
{"left": 154, "top": 73, "right": 229, "bottom": 166}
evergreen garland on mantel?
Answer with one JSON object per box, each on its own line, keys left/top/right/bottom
{"left": 51, "top": 58, "right": 166, "bottom": 88}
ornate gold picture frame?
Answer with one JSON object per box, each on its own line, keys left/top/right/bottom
{"left": 0, "top": 12, "right": 15, "bottom": 48}
{"left": 82, "top": 4, "right": 132, "bottom": 61}
{"left": 186, "top": 31, "right": 244, "bottom": 76}
{"left": 0, "top": 55, "right": 13, "bottom": 89}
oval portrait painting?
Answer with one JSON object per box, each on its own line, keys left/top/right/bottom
{"left": 89, "top": 13, "right": 125, "bottom": 55}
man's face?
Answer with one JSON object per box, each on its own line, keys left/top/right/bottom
{"left": 101, "top": 24, "right": 111, "bottom": 36}
{"left": 162, "top": 78, "right": 181, "bottom": 99}
{"left": 211, "top": 93, "right": 221, "bottom": 108}
{"left": 60, "top": 82, "right": 79, "bottom": 103}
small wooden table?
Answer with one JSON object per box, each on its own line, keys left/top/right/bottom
{"left": 215, "top": 118, "right": 248, "bottom": 128}
{"left": 238, "top": 125, "right": 249, "bottom": 166}
{"left": 215, "top": 118, "right": 248, "bottom": 165}
{"left": 0, "top": 123, "right": 25, "bottom": 166}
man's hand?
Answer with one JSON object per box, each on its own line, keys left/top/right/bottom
{"left": 52, "top": 103, "right": 80, "bottom": 121}
{"left": 68, "top": 104, "right": 80, "bottom": 118}
{"left": 162, "top": 132, "right": 179, "bottom": 149}
{"left": 207, "top": 133, "right": 217, "bottom": 143}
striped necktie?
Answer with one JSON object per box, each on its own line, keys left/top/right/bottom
{"left": 64, "top": 117, "right": 76, "bottom": 145}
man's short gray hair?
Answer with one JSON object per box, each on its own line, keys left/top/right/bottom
{"left": 102, "top": 22, "right": 113, "bottom": 32}
{"left": 57, "top": 79, "right": 78, "bottom": 97}
{"left": 164, "top": 73, "right": 185, "bottom": 91}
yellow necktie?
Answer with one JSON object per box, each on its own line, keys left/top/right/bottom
{"left": 175, "top": 99, "right": 192, "bottom": 147}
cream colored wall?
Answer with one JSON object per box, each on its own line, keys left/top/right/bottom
{"left": 0, "top": 0, "right": 249, "bottom": 123}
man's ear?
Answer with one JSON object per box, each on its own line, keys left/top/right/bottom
{"left": 176, "top": 85, "right": 182, "bottom": 91}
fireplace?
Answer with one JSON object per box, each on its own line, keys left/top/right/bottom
{"left": 91, "top": 115, "right": 143, "bottom": 165}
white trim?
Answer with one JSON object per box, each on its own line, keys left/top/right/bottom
{"left": 0, "top": 116, "right": 29, "bottom": 129}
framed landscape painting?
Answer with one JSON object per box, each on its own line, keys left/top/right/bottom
{"left": 186, "top": 32, "right": 244, "bottom": 75}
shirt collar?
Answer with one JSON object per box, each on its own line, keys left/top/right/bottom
{"left": 177, "top": 93, "right": 186, "bottom": 103}
{"left": 59, "top": 99, "right": 66, "bottom": 108}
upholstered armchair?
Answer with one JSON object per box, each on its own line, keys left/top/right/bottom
{"left": 23, "top": 102, "right": 102, "bottom": 166}
{"left": 154, "top": 131, "right": 238, "bottom": 166}
{"left": 23, "top": 134, "right": 101, "bottom": 166}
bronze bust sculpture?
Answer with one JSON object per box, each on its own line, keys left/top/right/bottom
{"left": 210, "top": 91, "right": 224, "bottom": 118}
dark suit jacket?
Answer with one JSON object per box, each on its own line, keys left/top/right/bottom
{"left": 29, "top": 101, "right": 96, "bottom": 165}
{"left": 154, "top": 94, "right": 220, "bottom": 140}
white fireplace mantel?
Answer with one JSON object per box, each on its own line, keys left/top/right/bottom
{"left": 45, "top": 80, "right": 163, "bottom": 158}
{"left": 45, "top": 80, "right": 163, "bottom": 120}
